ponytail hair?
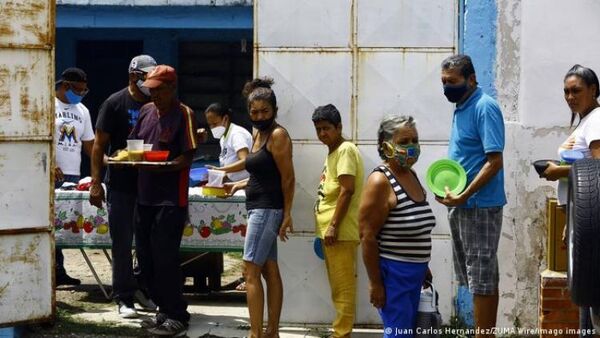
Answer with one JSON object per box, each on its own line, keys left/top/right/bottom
{"left": 242, "top": 77, "right": 277, "bottom": 112}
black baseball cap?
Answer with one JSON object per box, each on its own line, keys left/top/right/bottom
{"left": 56, "top": 67, "right": 87, "bottom": 85}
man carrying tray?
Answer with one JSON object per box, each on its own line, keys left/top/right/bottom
{"left": 89, "top": 54, "right": 158, "bottom": 319}
{"left": 128, "top": 65, "right": 198, "bottom": 337}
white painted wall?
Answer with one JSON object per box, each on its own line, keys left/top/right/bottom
{"left": 495, "top": 0, "right": 600, "bottom": 328}
{"left": 256, "top": 0, "right": 458, "bottom": 325}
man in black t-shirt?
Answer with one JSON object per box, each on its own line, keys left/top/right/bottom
{"left": 89, "top": 55, "right": 157, "bottom": 319}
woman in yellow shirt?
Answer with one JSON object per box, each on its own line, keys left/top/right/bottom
{"left": 312, "top": 104, "right": 364, "bottom": 338}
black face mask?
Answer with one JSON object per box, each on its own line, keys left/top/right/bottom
{"left": 443, "top": 82, "right": 469, "bottom": 103}
{"left": 252, "top": 116, "right": 275, "bottom": 131}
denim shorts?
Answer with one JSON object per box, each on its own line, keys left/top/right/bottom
{"left": 243, "top": 209, "right": 283, "bottom": 266}
{"left": 448, "top": 207, "right": 502, "bottom": 295}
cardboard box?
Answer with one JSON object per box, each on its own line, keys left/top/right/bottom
{"left": 546, "top": 198, "right": 567, "bottom": 272}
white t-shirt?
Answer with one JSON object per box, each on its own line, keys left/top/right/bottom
{"left": 54, "top": 98, "right": 95, "bottom": 176}
{"left": 219, "top": 123, "right": 252, "bottom": 182}
{"left": 557, "top": 107, "right": 600, "bottom": 204}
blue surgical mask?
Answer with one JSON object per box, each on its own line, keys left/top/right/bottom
{"left": 383, "top": 142, "right": 421, "bottom": 168}
{"left": 443, "top": 82, "right": 469, "bottom": 103}
{"left": 65, "top": 89, "right": 83, "bottom": 104}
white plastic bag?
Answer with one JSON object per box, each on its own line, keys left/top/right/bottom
{"left": 415, "top": 280, "right": 442, "bottom": 338}
{"left": 207, "top": 169, "right": 226, "bottom": 187}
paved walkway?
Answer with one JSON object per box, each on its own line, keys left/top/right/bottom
{"left": 74, "top": 294, "right": 383, "bottom": 338}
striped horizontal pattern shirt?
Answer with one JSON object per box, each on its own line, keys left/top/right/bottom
{"left": 375, "top": 166, "right": 436, "bottom": 263}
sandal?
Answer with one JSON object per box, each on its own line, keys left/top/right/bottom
{"left": 236, "top": 281, "right": 247, "bottom": 292}
{"left": 221, "top": 277, "right": 245, "bottom": 291}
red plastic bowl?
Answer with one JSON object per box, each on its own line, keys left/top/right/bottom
{"left": 144, "top": 150, "right": 170, "bottom": 162}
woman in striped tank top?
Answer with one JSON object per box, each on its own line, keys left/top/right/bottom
{"left": 359, "top": 115, "right": 436, "bottom": 337}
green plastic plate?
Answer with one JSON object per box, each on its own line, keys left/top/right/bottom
{"left": 426, "top": 159, "right": 467, "bottom": 197}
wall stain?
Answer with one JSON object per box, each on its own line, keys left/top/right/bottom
{"left": 1, "top": 239, "right": 39, "bottom": 265}
{"left": 40, "top": 152, "right": 47, "bottom": 173}
{"left": 530, "top": 126, "right": 569, "bottom": 138}
{"left": 23, "top": 24, "right": 47, "bottom": 44}
{"left": 0, "top": 0, "right": 48, "bottom": 43}
{"left": 0, "top": 67, "right": 10, "bottom": 118}
{"left": 0, "top": 283, "right": 8, "bottom": 298}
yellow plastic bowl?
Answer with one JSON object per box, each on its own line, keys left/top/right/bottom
{"left": 202, "top": 186, "right": 226, "bottom": 197}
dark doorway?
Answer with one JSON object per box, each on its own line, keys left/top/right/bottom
{"left": 178, "top": 40, "right": 253, "bottom": 160}
{"left": 76, "top": 40, "right": 144, "bottom": 177}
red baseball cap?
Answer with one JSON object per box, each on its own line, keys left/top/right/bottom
{"left": 142, "top": 65, "right": 177, "bottom": 88}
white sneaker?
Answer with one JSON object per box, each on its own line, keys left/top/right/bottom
{"left": 134, "top": 290, "right": 157, "bottom": 311}
{"left": 118, "top": 301, "right": 138, "bottom": 319}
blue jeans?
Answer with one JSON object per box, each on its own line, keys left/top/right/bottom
{"left": 55, "top": 175, "right": 79, "bottom": 276}
{"left": 243, "top": 209, "right": 282, "bottom": 266}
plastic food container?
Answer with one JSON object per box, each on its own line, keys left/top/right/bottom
{"left": 560, "top": 150, "right": 584, "bottom": 164}
{"left": 202, "top": 186, "right": 227, "bottom": 197}
{"left": 144, "top": 150, "right": 170, "bottom": 162}
{"left": 127, "top": 139, "right": 144, "bottom": 161}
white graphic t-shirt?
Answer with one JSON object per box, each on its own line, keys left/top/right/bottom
{"left": 219, "top": 123, "right": 252, "bottom": 182}
{"left": 54, "top": 98, "right": 95, "bottom": 176}
{"left": 557, "top": 107, "right": 600, "bottom": 205}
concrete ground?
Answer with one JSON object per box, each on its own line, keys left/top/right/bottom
{"left": 75, "top": 296, "right": 382, "bottom": 337}
{"left": 61, "top": 249, "right": 383, "bottom": 338}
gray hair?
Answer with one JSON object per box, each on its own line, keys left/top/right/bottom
{"left": 377, "top": 115, "right": 416, "bottom": 160}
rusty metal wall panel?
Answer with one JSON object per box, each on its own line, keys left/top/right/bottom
{"left": 0, "top": 0, "right": 53, "bottom": 48}
{"left": 257, "top": 51, "right": 352, "bottom": 140}
{"left": 356, "top": 50, "right": 454, "bottom": 141}
{"left": 0, "top": 143, "right": 52, "bottom": 231}
{"left": 256, "top": 0, "right": 351, "bottom": 48}
{"left": 0, "top": 232, "right": 53, "bottom": 325}
{"left": 357, "top": 0, "right": 456, "bottom": 48}
{"left": 0, "top": 50, "right": 53, "bottom": 139}
{"left": 0, "top": 0, "right": 55, "bottom": 327}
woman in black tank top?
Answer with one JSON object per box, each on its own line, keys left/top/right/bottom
{"left": 221, "top": 78, "right": 295, "bottom": 338}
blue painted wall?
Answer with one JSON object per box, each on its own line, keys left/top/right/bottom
{"left": 455, "top": 0, "right": 498, "bottom": 327}
{"left": 463, "top": 0, "right": 498, "bottom": 98}
{"left": 55, "top": 5, "right": 253, "bottom": 76}
{"left": 57, "top": 5, "right": 252, "bottom": 30}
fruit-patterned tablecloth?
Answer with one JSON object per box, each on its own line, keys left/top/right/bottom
{"left": 54, "top": 188, "right": 246, "bottom": 251}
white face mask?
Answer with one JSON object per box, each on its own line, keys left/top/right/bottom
{"left": 211, "top": 126, "right": 226, "bottom": 139}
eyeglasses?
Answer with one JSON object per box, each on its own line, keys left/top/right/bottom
{"left": 64, "top": 81, "right": 89, "bottom": 97}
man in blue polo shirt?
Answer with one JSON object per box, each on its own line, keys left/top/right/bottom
{"left": 436, "top": 54, "right": 506, "bottom": 337}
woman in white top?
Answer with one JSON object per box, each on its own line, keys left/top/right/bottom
{"left": 541, "top": 64, "right": 600, "bottom": 332}
{"left": 204, "top": 103, "right": 253, "bottom": 182}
